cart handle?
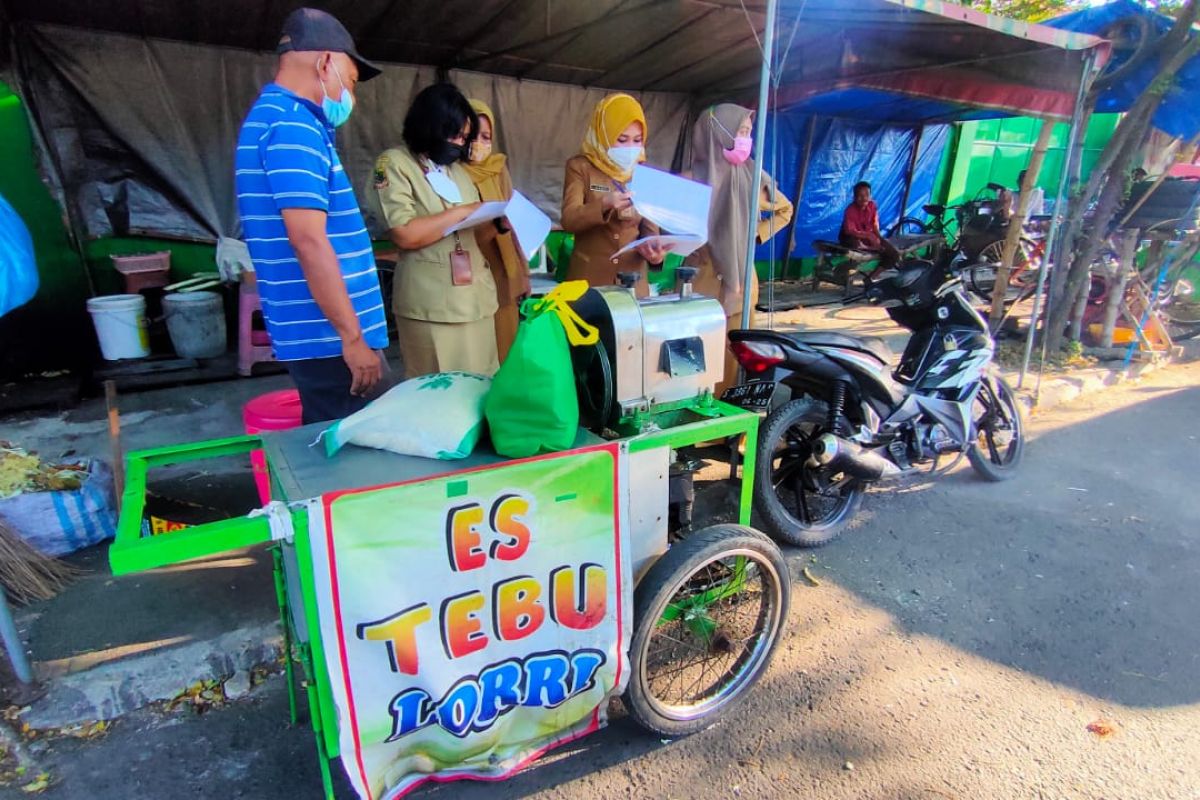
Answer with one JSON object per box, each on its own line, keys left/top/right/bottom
{"left": 109, "top": 435, "right": 278, "bottom": 576}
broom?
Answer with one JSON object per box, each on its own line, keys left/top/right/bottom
{"left": 0, "top": 518, "right": 80, "bottom": 604}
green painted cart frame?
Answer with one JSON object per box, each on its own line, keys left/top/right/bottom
{"left": 109, "top": 397, "right": 760, "bottom": 799}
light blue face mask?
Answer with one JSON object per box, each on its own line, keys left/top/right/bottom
{"left": 318, "top": 58, "right": 354, "bottom": 128}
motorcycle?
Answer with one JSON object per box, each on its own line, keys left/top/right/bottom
{"left": 722, "top": 256, "right": 1024, "bottom": 546}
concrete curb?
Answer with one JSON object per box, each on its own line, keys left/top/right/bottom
{"left": 1009, "top": 339, "right": 1197, "bottom": 415}
{"left": 21, "top": 622, "right": 282, "bottom": 730}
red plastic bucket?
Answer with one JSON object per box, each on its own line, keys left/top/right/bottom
{"left": 242, "top": 389, "right": 303, "bottom": 505}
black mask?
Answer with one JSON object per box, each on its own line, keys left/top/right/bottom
{"left": 429, "top": 140, "right": 467, "bottom": 166}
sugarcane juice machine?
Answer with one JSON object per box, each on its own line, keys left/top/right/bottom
{"left": 571, "top": 267, "right": 736, "bottom": 547}
{"left": 102, "top": 267, "right": 768, "bottom": 799}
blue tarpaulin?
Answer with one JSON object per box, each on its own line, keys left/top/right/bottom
{"left": 1047, "top": 0, "right": 1200, "bottom": 140}
{"left": 0, "top": 193, "right": 39, "bottom": 319}
{"left": 746, "top": 0, "right": 1110, "bottom": 265}
{"left": 756, "top": 116, "right": 949, "bottom": 261}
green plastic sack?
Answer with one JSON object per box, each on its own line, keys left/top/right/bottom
{"left": 485, "top": 281, "right": 598, "bottom": 458}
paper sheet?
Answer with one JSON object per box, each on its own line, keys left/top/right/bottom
{"left": 443, "top": 201, "right": 508, "bottom": 237}
{"left": 504, "top": 191, "right": 552, "bottom": 259}
{"left": 441, "top": 192, "right": 551, "bottom": 260}
{"left": 629, "top": 165, "right": 712, "bottom": 238}
{"left": 612, "top": 233, "right": 706, "bottom": 260}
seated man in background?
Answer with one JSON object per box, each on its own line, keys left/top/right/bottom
{"left": 1006, "top": 169, "right": 1045, "bottom": 218}
{"left": 840, "top": 181, "right": 899, "bottom": 267}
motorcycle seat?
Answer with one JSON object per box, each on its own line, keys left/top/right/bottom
{"left": 788, "top": 331, "right": 894, "bottom": 364}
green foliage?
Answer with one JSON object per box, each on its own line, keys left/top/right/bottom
{"left": 962, "top": 0, "right": 1190, "bottom": 23}
{"left": 1155, "top": 1, "right": 1191, "bottom": 19}
{"left": 954, "top": 0, "right": 1077, "bottom": 22}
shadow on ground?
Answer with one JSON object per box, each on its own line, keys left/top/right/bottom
{"left": 783, "top": 383, "right": 1200, "bottom": 708}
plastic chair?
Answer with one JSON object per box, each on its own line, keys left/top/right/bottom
{"left": 238, "top": 279, "right": 276, "bottom": 376}
{"left": 243, "top": 389, "right": 303, "bottom": 505}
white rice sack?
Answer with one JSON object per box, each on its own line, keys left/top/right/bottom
{"left": 323, "top": 372, "right": 491, "bottom": 460}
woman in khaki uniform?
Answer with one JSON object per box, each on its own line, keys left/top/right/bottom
{"left": 368, "top": 84, "right": 500, "bottom": 379}
{"left": 686, "top": 104, "right": 793, "bottom": 394}
{"left": 561, "top": 94, "right": 665, "bottom": 298}
{"left": 463, "top": 98, "right": 529, "bottom": 363}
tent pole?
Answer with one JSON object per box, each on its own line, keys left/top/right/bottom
{"left": 1018, "top": 49, "right": 1095, "bottom": 390}
{"left": 740, "top": 0, "right": 779, "bottom": 328}
{"left": 898, "top": 125, "right": 924, "bottom": 226}
{"left": 781, "top": 116, "right": 817, "bottom": 280}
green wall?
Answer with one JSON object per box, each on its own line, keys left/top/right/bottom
{"left": 942, "top": 114, "right": 1121, "bottom": 208}
{"left": 0, "top": 79, "right": 94, "bottom": 375}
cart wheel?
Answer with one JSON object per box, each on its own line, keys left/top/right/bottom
{"left": 623, "top": 524, "right": 790, "bottom": 737}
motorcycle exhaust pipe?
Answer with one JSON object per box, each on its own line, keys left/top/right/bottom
{"left": 810, "top": 434, "right": 902, "bottom": 481}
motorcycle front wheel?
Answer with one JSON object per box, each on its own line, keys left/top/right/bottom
{"left": 754, "top": 399, "right": 864, "bottom": 547}
{"left": 967, "top": 375, "right": 1025, "bottom": 481}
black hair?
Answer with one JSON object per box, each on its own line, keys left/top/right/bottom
{"left": 1018, "top": 169, "right": 1028, "bottom": 184}
{"left": 402, "top": 83, "right": 478, "bottom": 157}
{"left": 853, "top": 181, "right": 871, "bottom": 193}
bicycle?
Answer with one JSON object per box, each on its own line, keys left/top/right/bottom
{"left": 890, "top": 185, "right": 1043, "bottom": 308}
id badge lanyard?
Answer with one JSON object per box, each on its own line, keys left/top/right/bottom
{"left": 424, "top": 161, "right": 473, "bottom": 286}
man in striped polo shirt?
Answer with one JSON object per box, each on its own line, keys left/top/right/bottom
{"left": 235, "top": 8, "right": 387, "bottom": 424}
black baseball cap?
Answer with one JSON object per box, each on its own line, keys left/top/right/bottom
{"left": 277, "top": 8, "right": 381, "bottom": 81}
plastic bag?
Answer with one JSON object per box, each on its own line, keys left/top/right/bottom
{"left": 0, "top": 194, "right": 39, "bottom": 319}
{"left": 324, "top": 372, "right": 491, "bottom": 460}
{"left": 485, "top": 281, "right": 598, "bottom": 458}
{"left": 0, "top": 460, "right": 116, "bottom": 556}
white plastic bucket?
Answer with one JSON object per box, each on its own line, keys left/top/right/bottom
{"left": 163, "top": 290, "right": 226, "bottom": 359}
{"left": 87, "top": 294, "right": 150, "bottom": 360}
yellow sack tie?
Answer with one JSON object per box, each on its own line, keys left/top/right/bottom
{"left": 527, "top": 280, "right": 599, "bottom": 346}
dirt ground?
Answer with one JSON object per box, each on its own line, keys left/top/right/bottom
{"left": 3, "top": 361, "right": 1199, "bottom": 800}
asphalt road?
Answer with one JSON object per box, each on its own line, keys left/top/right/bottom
{"left": 5, "top": 361, "right": 1199, "bottom": 800}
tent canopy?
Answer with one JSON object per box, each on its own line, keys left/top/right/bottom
{"left": 4, "top": 0, "right": 1107, "bottom": 110}
{"left": 769, "top": 0, "right": 1107, "bottom": 122}
{"left": 1046, "top": 0, "right": 1200, "bottom": 140}
{"left": 0, "top": 0, "right": 1108, "bottom": 244}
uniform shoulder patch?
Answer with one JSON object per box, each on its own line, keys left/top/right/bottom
{"left": 373, "top": 154, "right": 391, "bottom": 189}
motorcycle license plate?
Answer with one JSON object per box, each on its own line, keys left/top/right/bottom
{"left": 721, "top": 380, "right": 775, "bottom": 410}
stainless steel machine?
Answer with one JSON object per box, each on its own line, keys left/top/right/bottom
{"left": 571, "top": 268, "right": 728, "bottom": 430}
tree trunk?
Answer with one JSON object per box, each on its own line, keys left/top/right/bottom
{"left": 990, "top": 120, "right": 1054, "bottom": 333}
{"left": 1049, "top": 124, "right": 1145, "bottom": 350}
{"left": 1044, "top": 1, "right": 1200, "bottom": 353}
{"left": 1068, "top": 270, "right": 1091, "bottom": 343}
{"left": 1099, "top": 231, "right": 1138, "bottom": 347}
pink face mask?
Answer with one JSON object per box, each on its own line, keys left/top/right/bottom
{"left": 722, "top": 135, "right": 753, "bottom": 165}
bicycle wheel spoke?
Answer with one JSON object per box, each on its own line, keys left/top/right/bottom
{"left": 640, "top": 552, "right": 779, "bottom": 714}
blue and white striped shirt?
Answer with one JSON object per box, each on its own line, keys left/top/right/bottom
{"left": 235, "top": 85, "right": 388, "bottom": 362}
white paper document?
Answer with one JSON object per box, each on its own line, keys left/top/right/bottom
{"left": 612, "top": 233, "right": 706, "bottom": 260}
{"left": 443, "top": 200, "right": 508, "bottom": 237}
{"left": 629, "top": 165, "right": 712, "bottom": 239}
{"left": 503, "top": 191, "right": 552, "bottom": 259}
{"left": 442, "top": 191, "right": 551, "bottom": 261}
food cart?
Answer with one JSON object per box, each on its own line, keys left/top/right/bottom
{"left": 106, "top": 279, "right": 791, "bottom": 800}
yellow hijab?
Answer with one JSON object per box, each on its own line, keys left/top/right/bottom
{"left": 463, "top": 98, "right": 508, "bottom": 184}
{"left": 581, "top": 93, "right": 648, "bottom": 183}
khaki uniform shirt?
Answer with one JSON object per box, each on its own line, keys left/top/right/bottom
{"left": 560, "top": 155, "right": 659, "bottom": 297}
{"left": 367, "top": 144, "right": 499, "bottom": 323}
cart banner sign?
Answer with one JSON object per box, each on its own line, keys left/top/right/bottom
{"left": 309, "top": 445, "right": 628, "bottom": 799}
